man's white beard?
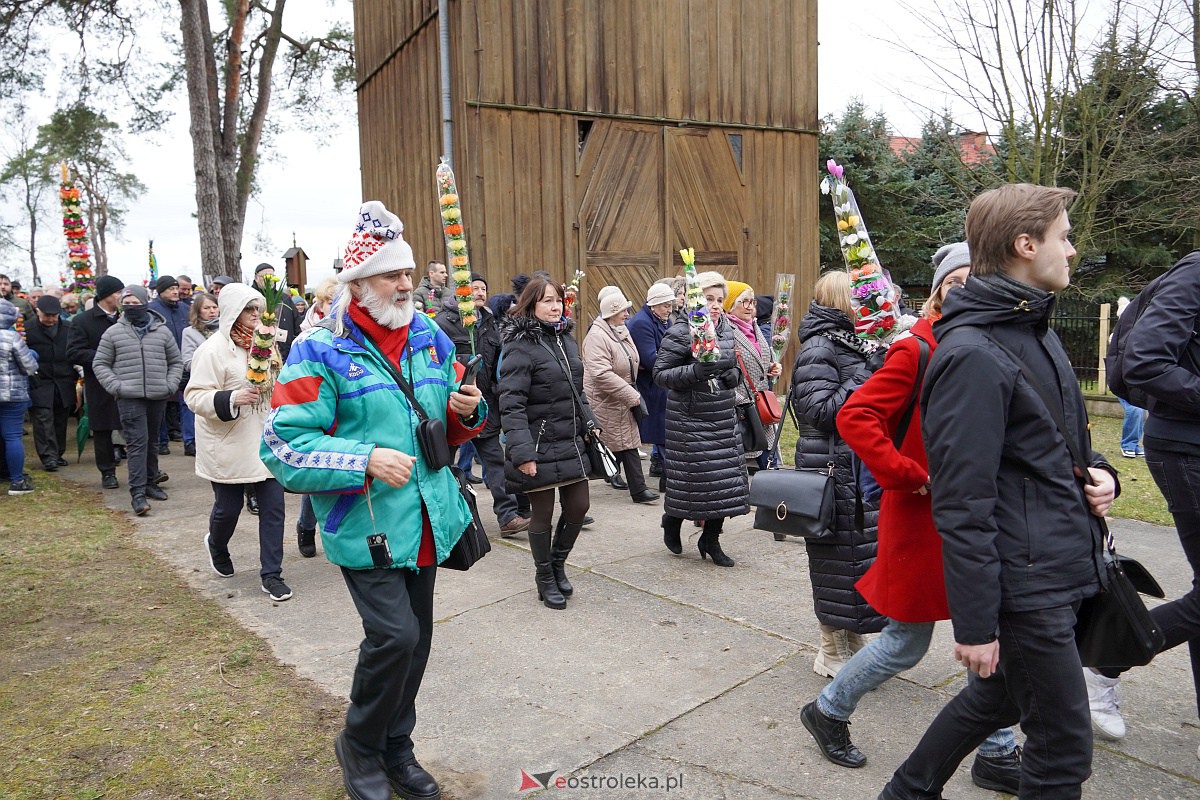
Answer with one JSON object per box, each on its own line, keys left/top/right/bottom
{"left": 360, "top": 283, "right": 415, "bottom": 329}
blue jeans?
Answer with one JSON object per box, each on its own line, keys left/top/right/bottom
{"left": 885, "top": 605, "right": 1091, "bottom": 799}
{"left": 298, "top": 493, "right": 317, "bottom": 532}
{"left": 0, "top": 401, "right": 28, "bottom": 481}
{"left": 1119, "top": 398, "right": 1145, "bottom": 453}
{"left": 817, "top": 619, "right": 1016, "bottom": 757}
{"left": 181, "top": 398, "right": 195, "bottom": 446}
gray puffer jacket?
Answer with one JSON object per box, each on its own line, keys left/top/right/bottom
{"left": 791, "top": 301, "right": 884, "bottom": 634}
{"left": 93, "top": 310, "right": 183, "bottom": 401}
{"left": 654, "top": 315, "right": 749, "bottom": 520}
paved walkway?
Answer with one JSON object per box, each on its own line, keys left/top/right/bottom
{"left": 59, "top": 446, "right": 1200, "bottom": 799}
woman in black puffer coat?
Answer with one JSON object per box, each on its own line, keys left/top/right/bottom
{"left": 791, "top": 270, "right": 885, "bottom": 678}
{"left": 499, "top": 276, "right": 592, "bottom": 610}
{"left": 654, "top": 271, "right": 749, "bottom": 567}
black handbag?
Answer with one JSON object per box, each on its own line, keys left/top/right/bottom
{"left": 979, "top": 332, "right": 1165, "bottom": 669}
{"left": 538, "top": 340, "right": 620, "bottom": 481}
{"left": 1075, "top": 530, "right": 1165, "bottom": 668}
{"left": 748, "top": 432, "right": 836, "bottom": 539}
{"left": 737, "top": 402, "right": 768, "bottom": 453}
{"left": 440, "top": 466, "right": 492, "bottom": 571}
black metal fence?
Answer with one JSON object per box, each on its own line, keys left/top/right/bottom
{"left": 1051, "top": 297, "right": 1116, "bottom": 395}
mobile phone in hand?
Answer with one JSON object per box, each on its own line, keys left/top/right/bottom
{"left": 461, "top": 354, "right": 484, "bottom": 386}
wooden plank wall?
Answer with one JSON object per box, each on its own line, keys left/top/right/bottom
{"left": 354, "top": 0, "right": 818, "bottom": 370}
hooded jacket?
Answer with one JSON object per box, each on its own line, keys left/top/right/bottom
{"left": 93, "top": 306, "right": 183, "bottom": 401}
{"left": 791, "top": 301, "right": 883, "bottom": 634}
{"left": 923, "top": 273, "right": 1116, "bottom": 645}
{"left": 498, "top": 315, "right": 591, "bottom": 493}
{"left": 1123, "top": 249, "right": 1200, "bottom": 447}
{"left": 185, "top": 283, "right": 274, "bottom": 484}
{"left": 0, "top": 299, "right": 39, "bottom": 403}
{"left": 654, "top": 315, "right": 749, "bottom": 520}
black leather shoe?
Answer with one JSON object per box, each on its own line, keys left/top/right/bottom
{"left": 56, "top": 457, "right": 69, "bottom": 467}
{"left": 145, "top": 484, "right": 169, "bottom": 501}
{"left": 464, "top": 472, "right": 483, "bottom": 485}
{"left": 385, "top": 760, "right": 441, "bottom": 799}
{"left": 971, "top": 746, "right": 1020, "bottom": 794}
{"left": 157, "top": 443, "right": 170, "bottom": 456}
{"left": 101, "top": 471, "right": 119, "bottom": 490}
{"left": 582, "top": 515, "right": 594, "bottom": 527}
{"left": 649, "top": 453, "right": 662, "bottom": 477}
{"left": 334, "top": 732, "right": 391, "bottom": 800}
{"left": 801, "top": 701, "right": 865, "bottom": 768}
{"left": 246, "top": 492, "right": 259, "bottom": 515}
{"left": 41, "top": 462, "right": 59, "bottom": 472}
{"left": 631, "top": 488, "right": 660, "bottom": 504}
{"left": 608, "top": 472, "right": 628, "bottom": 490}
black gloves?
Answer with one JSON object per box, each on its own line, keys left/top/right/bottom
{"left": 694, "top": 360, "right": 724, "bottom": 380}
{"left": 719, "top": 368, "right": 742, "bottom": 389}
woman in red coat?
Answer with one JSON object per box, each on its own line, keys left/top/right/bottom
{"left": 796, "top": 243, "right": 1021, "bottom": 795}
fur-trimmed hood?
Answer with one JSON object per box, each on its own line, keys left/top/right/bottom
{"left": 498, "top": 314, "right": 576, "bottom": 344}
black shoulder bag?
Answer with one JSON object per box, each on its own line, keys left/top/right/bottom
{"left": 748, "top": 387, "right": 836, "bottom": 540}
{"left": 339, "top": 326, "right": 489, "bottom": 571}
{"left": 981, "top": 333, "right": 1165, "bottom": 669}
{"left": 537, "top": 339, "right": 620, "bottom": 481}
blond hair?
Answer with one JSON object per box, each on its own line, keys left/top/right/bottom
{"left": 812, "top": 270, "right": 853, "bottom": 318}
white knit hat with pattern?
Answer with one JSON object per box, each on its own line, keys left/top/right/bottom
{"left": 339, "top": 201, "right": 417, "bottom": 283}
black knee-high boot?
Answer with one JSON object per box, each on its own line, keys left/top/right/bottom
{"left": 551, "top": 518, "right": 583, "bottom": 596}
{"left": 697, "top": 517, "right": 734, "bottom": 567}
{"left": 528, "top": 529, "right": 566, "bottom": 609}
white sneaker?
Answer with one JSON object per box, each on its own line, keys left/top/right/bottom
{"left": 1084, "top": 668, "right": 1126, "bottom": 739}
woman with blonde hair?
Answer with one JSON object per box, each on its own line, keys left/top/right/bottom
{"left": 790, "top": 269, "right": 884, "bottom": 677}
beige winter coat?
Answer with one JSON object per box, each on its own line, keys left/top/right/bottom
{"left": 184, "top": 283, "right": 273, "bottom": 484}
{"left": 582, "top": 317, "right": 643, "bottom": 452}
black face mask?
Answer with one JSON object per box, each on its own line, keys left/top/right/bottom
{"left": 123, "top": 305, "right": 150, "bottom": 326}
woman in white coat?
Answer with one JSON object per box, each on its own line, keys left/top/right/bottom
{"left": 185, "top": 282, "right": 292, "bottom": 602}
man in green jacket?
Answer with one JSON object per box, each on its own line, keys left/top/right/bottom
{"left": 261, "top": 201, "right": 484, "bottom": 800}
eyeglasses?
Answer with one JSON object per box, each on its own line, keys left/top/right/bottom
{"left": 942, "top": 277, "right": 967, "bottom": 289}
{"left": 737, "top": 298, "right": 756, "bottom": 308}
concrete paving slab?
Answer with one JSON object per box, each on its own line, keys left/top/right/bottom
{"left": 52, "top": 446, "right": 1200, "bottom": 800}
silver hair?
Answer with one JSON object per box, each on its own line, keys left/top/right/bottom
{"left": 329, "top": 283, "right": 356, "bottom": 336}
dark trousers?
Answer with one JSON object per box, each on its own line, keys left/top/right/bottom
{"left": 117, "top": 398, "right": 165, "bottom": 493}
{"left": 473, "top": 433, "right": 519, "bottom": 525}
{"left": 616, "top": 448, "right": 648, "bottom": 494}
{"left": 158, "top": 397, "right": 182, "bottom": 444}
{"left": 886, "top": 605, "right": 1091, "bottom": 799}
{"left": 208, "top": 479, "right": 285, "bottom": 578}
{"left": 92, "top": 428, "right": 116, "bottom": 473}
{"left": 341, "top": 563, "right": 436, "bottom": 765}
{"left": 1139, "top": 448, "right": 1200, "bottom": 718}
{"left": 31, "top": 402, "right": 70, "bottom": 466}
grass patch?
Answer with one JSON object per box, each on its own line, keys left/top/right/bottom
{"left": 0, "top": 477, "right": 347, "bottom": 799}
{"left": 773, "top": 406, "right": 1168, "bottom": 525}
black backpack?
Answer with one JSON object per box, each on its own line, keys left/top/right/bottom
{"left": 1104, "top": 270, "right": 1174, "bottom": 407}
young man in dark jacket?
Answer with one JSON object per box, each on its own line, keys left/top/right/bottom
{"left": 67, "top": 274, "right": 125, "bottom": 489}
{"left": 880, "top": 183, "right": 1119, "bottom": 799}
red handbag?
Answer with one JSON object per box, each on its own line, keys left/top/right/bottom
{"left": 736, "top": 352, "right": 784, "bottom": 425}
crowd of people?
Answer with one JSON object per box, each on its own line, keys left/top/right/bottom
{"left": 1, "top": 181, "right": 1198, "bottom": 800}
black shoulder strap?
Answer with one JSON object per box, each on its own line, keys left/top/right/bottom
{"left": 891, "top": 336, "right": 930, "bottom": 448}
{"left": 330, "top": 321, "right": 430, "bottom": 422}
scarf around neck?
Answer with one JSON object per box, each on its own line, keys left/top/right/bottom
{"left": 728, "top": 314, "right": 761, "bottom": 356}
{"left": 231, "top": 321, "right": 255, "bottom": 350}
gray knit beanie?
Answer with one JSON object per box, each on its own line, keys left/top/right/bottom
{"left": 930, "top": 242, "right": 971, "bottom": 293}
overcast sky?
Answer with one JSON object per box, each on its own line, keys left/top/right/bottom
{"left": 2, "top": 1, "right": 1048, "bottom": 291}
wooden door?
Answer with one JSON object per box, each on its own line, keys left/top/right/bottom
{"left": 664, "top": 127, "right": 746, "bottom": 279}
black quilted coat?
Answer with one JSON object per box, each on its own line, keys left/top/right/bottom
{"left": 653, "top": 315, "right": 749, "bottom": 520}
{"left": 498, "top": 316, "right": 590, "bottom": 493}
{"left": 791, "top": 302, "right": 885, "bottom": 634}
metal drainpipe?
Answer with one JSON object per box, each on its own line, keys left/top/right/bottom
{"left": 438, "top": 0, "right": 453, "bottom": 165}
